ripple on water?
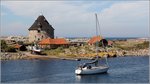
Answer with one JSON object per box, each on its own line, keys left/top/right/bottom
{"left": 1, "top": 56, "right": 149, "bottom": 83}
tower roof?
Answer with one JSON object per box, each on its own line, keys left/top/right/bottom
{"left": 28, "top": 15, "right": 54, "bottom": 30}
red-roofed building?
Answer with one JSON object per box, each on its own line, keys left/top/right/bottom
{"left": 14, "top": 44, "right": 27, "bottom": 51}
{"left": 88, "top": 36, "right": 103, "bottom": 45}
{"left": 14, "top": 44, "right": 22, "bottom": 49}
{"left": 38, "top": 38, "right": 69, "bottom": 49}
{"left": 108, "top": 40, "right": 113, "bottom": 46}
{"left": 88, "top": 36, "right": 108, "bottom": 46}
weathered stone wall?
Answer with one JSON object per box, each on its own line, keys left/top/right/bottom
{"left": 29, "top": 30, "right": 37, "bottom": 43}
{"left": 49, "top": 29, "right": 54, "bottom": 39}
{"left": 29, "top": 30, "right": 53, "bottom": 43}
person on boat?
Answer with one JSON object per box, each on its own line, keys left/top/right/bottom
{"left": 90, "top": 56, "right": 99, "bottom": 66}
{"left": 82, "top": 56, "right": 100, "bottom": 68}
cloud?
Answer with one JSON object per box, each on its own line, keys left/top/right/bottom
{"left": 1, "top": 1, "right": 96, "bottom": 37}
{"left": 1, "top": 1, "right": 149, "bottom": 37}
{"left": 1, "top": 22, "right": 28, "bottom": 36}
{"left": 99, "top": 1, "right": 149, "bottom": 37}
{"left": 1, "top": 12, "right": 7, "bottom": 16}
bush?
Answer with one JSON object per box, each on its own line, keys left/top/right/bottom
{"left": 135, "top": 41, "right": 149, "bottom": 49}
{"left": 94, "top": 39, "right": 108, "bottom": 47}
{"left": 114, "top": 41, "right": 149, "bottom": 50}
{"left": 1, "top": 40, "right": 7, "bottom": 52}
{"left": 56, "top": 47, "right": 64, "bottom": 51}
{"left": 1, "top": 40, "right": 16, "bottom": 52}
{"left": 5, "top": 46, "right": 16, "bottom": 52}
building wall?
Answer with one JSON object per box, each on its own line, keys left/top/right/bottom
{"left": 48, "top": 29, "right": 54, "bottom": 39}
{"left": 29, "top": 30, "right": 54, "bottom": 43}
{"left": 29, "top": 30, "right": 37, "bottom": 43}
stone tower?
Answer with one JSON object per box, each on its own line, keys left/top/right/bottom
{"left": 28, "top": 15, "right": 54, "bottom": 43}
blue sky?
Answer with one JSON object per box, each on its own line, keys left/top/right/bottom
{"left": 1, "top": 1, "right": 149, "bottom": 37}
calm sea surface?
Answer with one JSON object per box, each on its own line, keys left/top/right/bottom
{"left": 1, "top": 56, "right": 149, "bottom": 83}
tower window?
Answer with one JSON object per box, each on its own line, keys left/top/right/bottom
{"left": 37, "top": 28, "right": 41, "bottom": 33}
{"left": 37, "top": 30, "right": 40, "bottom": 33}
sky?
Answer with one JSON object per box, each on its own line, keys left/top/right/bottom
{"left": 1, "top": 0, "right": 149, "bottom": 38}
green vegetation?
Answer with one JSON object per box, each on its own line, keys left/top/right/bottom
{"left": 94, "top": 40, "right": 108, "bottom": 47}
{"left": 43, "top": 47, "right": 65, "bottom": 56}
{"left": 42, "top": 44, "right": 100, "bottom": 58}
{"left": 1, "top": 40, "right": 16, "bottom": 52}
{"left": 135, "top": 41, "right": 149, "bottom": 49}
{"left": 114, "top": 41, "right": 149, "bottom": 50}
{"left": 5, "top": 46, "right": 16, "bottom": 52}
{"left": 1, "top": 40, "right": 7, "bottom": 52}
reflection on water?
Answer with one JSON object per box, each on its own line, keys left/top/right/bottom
{"left": 1, "top": 56, "right": 149, "bottom": 83}
{"left": 75, "top": 72, "right": 109, "bottom": 83}
{"left": 75, "top": 75, "right": 81, "bottom": 80}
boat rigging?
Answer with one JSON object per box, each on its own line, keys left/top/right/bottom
{"left": 75, "top": 13, "right": 109, "bottom": 75}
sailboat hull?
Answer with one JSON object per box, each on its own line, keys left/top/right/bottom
{"left": 75, "top": 66, "right": 109, "bottom": 75}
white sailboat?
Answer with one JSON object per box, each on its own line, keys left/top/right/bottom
{"left": 75, "top": 14, "right": 109, "bottom": 75}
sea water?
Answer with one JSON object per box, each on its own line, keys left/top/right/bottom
{"left": 1, "top": 56, "right": 149, "bottom": 83}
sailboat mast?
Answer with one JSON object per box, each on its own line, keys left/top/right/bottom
{"left": 95, "top": 13, "right": 104, "bottom": 54}
{"left": 95, "top": 14, "right": 98, "bottom": 55}
{"left": 95, "top": 13, "right": 109, "bottom": 66}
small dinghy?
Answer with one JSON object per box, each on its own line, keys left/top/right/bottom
{"left": 32, "top": 45, "right": 43, "bottom": 54}
{"left": 28, "top": 43, "right": 43, "bottom": 54}
{"left": 75, "top": 56, "right": 109, "bottom": 75}
{"left": 32, "top": 46, "right": 42, "bottom": 53}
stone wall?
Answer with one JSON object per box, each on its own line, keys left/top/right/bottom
{"left": 29, "top": 30, "right": 54, "bottom": 43}
{"left": 29, "top": 30, "right": 37, "bottom": 43}
{"left": 44, "top": 28, "right": 54, "bottom": 39}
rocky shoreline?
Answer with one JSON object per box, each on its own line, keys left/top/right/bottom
{"left": 0, "top": 49, "right": 149, "bottom": 61}
{"left": 125, "top": 49, "right": 149, "bottom": 56}
{"left": 115, "top": 49, "right": 149, "bottom": 56}
{"left": 0, "top": 52, "right": 28, "bottom": 60}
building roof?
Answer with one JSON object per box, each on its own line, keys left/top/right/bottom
{"left": 38, "top": 38, "right": 69, "bottom": 45}
{"left": 88, "top": 36, "right": 103, "bottom": 44}
{"left": 108, "top": 40, "right": 113, "bottom": 45}
{"left": 28, "top": 15, "right": 54, "bottom": 30}
{"left": 14, "top": 44, "right": 22, "bottom": 49}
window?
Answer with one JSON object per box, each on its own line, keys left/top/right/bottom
{"left": 37, "top": 30, "right": 40, "bottom": 33}
{"left": 37, "top": 28, "right": 41, "bottom": 33}
{"left": 41, "top": 35, "right": 44, "bottom": 39}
